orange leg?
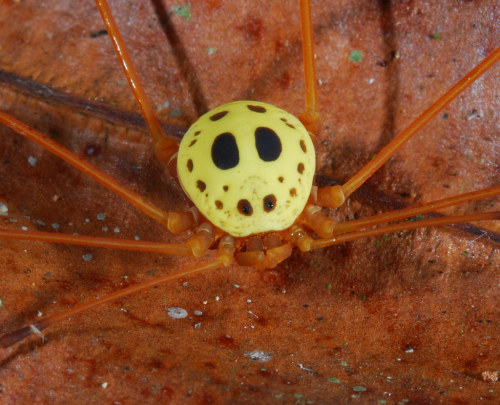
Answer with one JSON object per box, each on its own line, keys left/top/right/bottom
{"left": 318, "top": 46, "right": 500, "bottom": 209}
{"left": 310, "top": 212, "right": 500, "bottom": 251}
{"left": 94, "top": 0, "right": 178, "bottom": 163}
{"left": 0, "top": 110, "right": 195, "bottom": 233}
{"left": 298, "top": 0, "right": 319, "bottom": 133}
{"left": 0, "top": 259, "right": 224, "bottom": 348}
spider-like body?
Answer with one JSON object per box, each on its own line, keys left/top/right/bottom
{"left": 177, "top": 100, "right": 315, "bottom": 236}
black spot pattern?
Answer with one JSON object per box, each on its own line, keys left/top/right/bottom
{"left": 212, "top": 133, "right": 239, "bottom": 170}
{"left": 263, "top": 195, "right": 277, "bottom": 212}
{"left": 300, "top": 140, "right": 307, "bottom": 153}
{"left": 210, "top": 111, "right": 229, "bottom": 121}
{"left": 247, "top": 104, "right": 267, "bottom": 113}
{"left": 187, "top": 159, "right": 193, "bottom": 172}
{"left": 215, "top": 200, "right": 223, "bottom": 210}
{"left": 255, "top": 127, "right": 282, "bottom": 162}
{"left": 298, "top": 163, "right": 304, "bottom": 174}
{"left": 197, "top": 180, "right": 206, "bottom": 192}
{"left": 237, "top": 199, "right": 253, "bottom": 216}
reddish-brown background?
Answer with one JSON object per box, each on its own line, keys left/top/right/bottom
{"left": 0, "top": 0, "right": 498, "bottom": 403}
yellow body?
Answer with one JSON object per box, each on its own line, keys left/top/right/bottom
{"left": 177, "top": 101, "right": 316, "bottom": 237}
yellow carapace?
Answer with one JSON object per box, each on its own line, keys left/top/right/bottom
{"left": 177, "top": 101, "right": 316, "bottom": 237}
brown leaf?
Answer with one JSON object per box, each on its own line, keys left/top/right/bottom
{"left": 0, "top": 0, "right": 498, "bottom": 403}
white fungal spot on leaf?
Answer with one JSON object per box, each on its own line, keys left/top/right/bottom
{"left": 245, "top": 350, "right": 272, "bottom": 363}
{"left": 166, "top": 307, "right": 188, "bottom": 319}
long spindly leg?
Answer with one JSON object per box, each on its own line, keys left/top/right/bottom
{"left": 302, "top": 186, "right": 500, "bottom": 240}
{"left": 0, "top": 111, "right": 195, "bottom": 234}
{"left": 94, "top": 0, "right": 178, "bottom": 164}
{"left": 309, "top": 212, "right": 500, "bottom": 251}
{"left": 298, "top": 0, "right": 319, "bottom": 133}
{"left": 317, "top": 45, "right": 500, "bottom": 208}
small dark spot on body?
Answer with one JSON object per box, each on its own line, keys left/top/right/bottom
{"left": 298, "top": 163, "right": 304, "bottom": 174}
{"left": 194, "top": 130, "right": 201, "bottom": 136}
{"left": 210, "top": 111, "right": 228, "bottom": 121}
{"left": 300, "top": 140, "right": 307, "bottom": 153}
{"left": 237, "top": 199, "right": 253, "bottom": 216}
{"left": 247, "top": 105, "right": 266, "bottom": 113}
{"left": 215, "top": 200, "right": 223, "bottom": 209}
{"left": 263, "top": 195, "right": 276, "bottom": 212}
{"left": 187, "top": 159, "right": 193, "bottom": 172}
{"left": 197, "top": 180, "right": 206, "bottom": 192}
{"left": 223, "top": 185, "right": 229, "bottom": 191}
{"left": 189, "top": 139, "right": 197, "bottom": 147}
{"left": 290, "top": 188, "right": 297, "bottom": 197}
{"left": 278, "top": 176, "right": 284, "bottom": 183}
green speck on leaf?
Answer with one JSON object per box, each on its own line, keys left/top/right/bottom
{"left": 117, "top": 81, "right": 127, "bottom": 86}
{"left": 274, "top": 393, "right": 283, "bottom": 399}
{"left": 328, "top": 377, "right": 340, "bottom": 383}
{"left": 173, "top": 3, "right": 192, "bottom": 20}
{"left": 340, "top": 360, "right": 348, "bottom": 366}
{"left": 349, "top": 50, "right": 363, "bottom": 63}
{"left": 206, "top": 47, "right": 216, "bottom": 55}
{"left": 378, "top": 400, "right": 387, "bottom": 404}
{"left": 294, "top": 393, "right": 304, "bottom": 399}
{"left": 375, "top": 240, "right": 382, "bottom": 247}
{"left": 0, "top": 298, "right": 2, "bottom": 307}
{"left": 359, "top": 295, "right": 367, "bottom": 301}
{"left": 430, "top": 32, "right": 442, "bottom": 40}
{"left": 326, "top": 284, "right": 332, "bottom": 290}
{"left": 462, "top": 251, "right": 469, "bottom": 257}
{"left": 353, "top": 386, "right": 367, "bottom": 392}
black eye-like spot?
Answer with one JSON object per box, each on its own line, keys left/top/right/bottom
{"left": 237, "top": 199, "right": 253, "bottom": 216}
{"left": 263, "top": 194, "right": 277, "bottom": 212}
{"left": 290, "top": 188, "right": 297, "bottom": 197}
{"left": 197, "top": 180, "right": 206, "bottom": 192}
{"left": 300, "top": 140, "right": 307, "bottom": 153}
{"left": 189, "top": 139, "right": 197, "bottom": 147}
{"left": 223, "top": 185, "right": 229, "bottom": 192}
{"left": 187, "top": 159, "right": 193, "bottom": 172}
{"left": 210, "top": 111, "right": 229, "bottom": 121}
{"left": 215, "top": 200, "right": 223, "bottom": 210}
{"left": 278, "top": 176, "right": 284, "bottom": 183}
{"left": 212, "top": 132, "right": 239, "bottom": 170}
{"left": 255, "top": 127, "right": 282, "bottom": 162}
{"left": 298, "top": 162, "right": 305, "bottom": 174}
{"left": 247, "top": 104, "right": 267, "bottom": 113}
